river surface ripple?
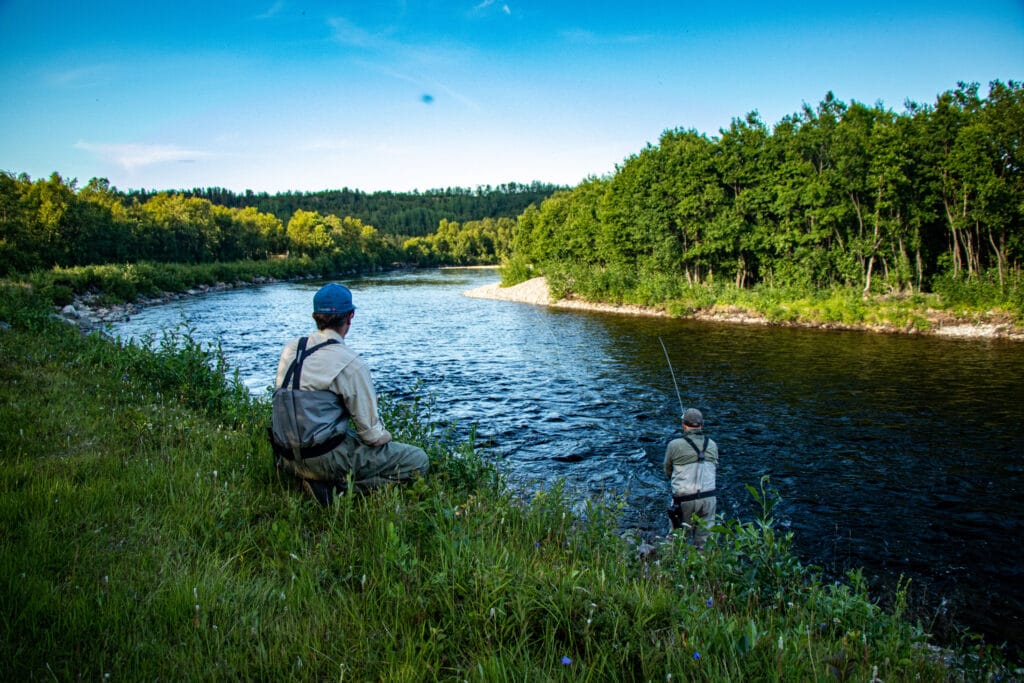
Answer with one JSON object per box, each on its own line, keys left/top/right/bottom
{"left": 111, "top": 268, "right": 1024, "bottom": 652}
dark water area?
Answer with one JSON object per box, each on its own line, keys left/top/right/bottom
{"left": 111, "top": 268, "right": 1024, "bottom": 654}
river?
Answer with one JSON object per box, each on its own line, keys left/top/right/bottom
{"left": 110, "top": 267, "right": 1024, "bottom": 653}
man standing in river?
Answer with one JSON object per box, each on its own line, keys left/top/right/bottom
{"left": 664, "top": 408, "right": 719, "bottom": 549}
{"left": 270, "top": 282, "right": 429, "bottom": 504}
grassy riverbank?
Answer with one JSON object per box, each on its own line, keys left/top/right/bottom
{"left": 18, "top": 255, "right": 365, "bottom": 309}
{"left": 16, "top": 257, "right": 1024, "bottom": 340}
{"left": 0, "top": 283, "right": 1014, "bottom": 680}
{"left": 499, "top": 263, "right": 1024, "bottom": 339}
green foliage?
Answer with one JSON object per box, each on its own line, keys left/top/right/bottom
{"left": 21, "top": 256, "right": 372, "bottom": 308}
{"left": 110, "top": 324, "right": 256, "bottom": 425}
{"left": 0, "top": 296, "right": 1009, "bottom": 680}
{"left": 0, "top": 280, "right": 51, "bottom": 330}
{"left": 1, "top": 175, "right": 547, "bottom": 277}
{"left": 505, "top": 81, "right": 1024, "bottom": 315}
{"left": 0, "top": 175, "right": 291, "bottom": 275}
{"left": 127, "top": 182, "right": 563, "bottom": 238}
{"left": 931, "top": 269, "right": 1024, "bottom": 314}
{"left": 284, "top": 210, "right": 402, "bottom": 267}
{"left": 519, "top": 260, "right": 1023, "bottom": 330}
{"left": 403, "top": 216, "right": 515, "bottom": 266}
{"left": 544, "top": 263, "right": 640, "bottom": 303}
{"left": 499, "top": 253, "right": 535, "bottom": 286}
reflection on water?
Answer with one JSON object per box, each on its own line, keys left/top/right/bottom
{"left": 112, "top": 268, "right": 1024, "bottom": 651}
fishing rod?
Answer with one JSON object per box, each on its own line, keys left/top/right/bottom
{"left": 657, "top": 336, "right": 685, "bottom": 418}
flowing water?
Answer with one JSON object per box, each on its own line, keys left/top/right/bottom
{"left": 111, "top": 267, "right": 1024, "bottom": 651}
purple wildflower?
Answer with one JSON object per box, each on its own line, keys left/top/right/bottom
{"left": 561, "top": 655, "right": 572, "bottom": 666}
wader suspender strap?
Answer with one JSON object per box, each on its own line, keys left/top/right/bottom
{"left": 681, "top": 435, "right": 706, "bottom": 462}
{"left": 282, "top": 336, "right": 342, "bottom": 390}
{"left": 673, "top": 434, "right": 715, "bottom": 504}
{"left": 280, "top": 336, "right": 342, "bottom": 463}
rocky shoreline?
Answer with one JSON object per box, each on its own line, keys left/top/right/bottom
{"left": 52, "top": 275, "right": 319, "bottom": 336}
{"left": 463, "top": 276, "right": 1024, "bottom": 341}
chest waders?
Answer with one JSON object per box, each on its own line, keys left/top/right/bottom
{"left": 269, "top": 336, "right": 350, "bottom": 467}
{"left": 667, "top": 434, "right": 716, "bottom": 529}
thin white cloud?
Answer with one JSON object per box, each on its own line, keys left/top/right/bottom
{"left": 432, "top": 80, "right": 482, "bottom": 111}
{"left": 328, "top": 14, "right": 481, "bottom": 112}
{"left": 75, "top": 142, "right": 216, "bottom": 170}
{"left": 357, "top": 59, "right": 482, "bottom": 111}
{"left": 46, "top": 65, "right": 111, "bottom": 89}
{"left": 471, "top": 1, "right": 511, "bottom": 17}
{"left": 328, "top": 16, "right": 389, "bottom": 49}
{"left": 328, "top": 13, "right": 477, "bottom": 66}
{"left": 255, "top": 1, "right": 286, "bottom": 20}
{"left": 561, "top": 28, "right": 651, "bottom": 45}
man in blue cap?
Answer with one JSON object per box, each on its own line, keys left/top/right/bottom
{"left": 270, "top": 282, "right": 429, "bottom": 504}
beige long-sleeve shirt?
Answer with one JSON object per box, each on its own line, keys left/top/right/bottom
{"left": 275, "top": 329, "right": 391, "bottom": 446}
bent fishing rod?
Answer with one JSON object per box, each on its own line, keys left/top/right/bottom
{"left": 659, "top": 336, "right": 711, "bottom": 519}
{"left": 658, "top": 336, "right": 685, "bottom": 418}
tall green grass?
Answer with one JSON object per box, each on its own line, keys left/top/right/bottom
{"left": 0, "top": 283, "right": 1012, "bottom": 680}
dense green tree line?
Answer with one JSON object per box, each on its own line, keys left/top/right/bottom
{"left": 126, "top": 181, "right": 562, "bottom": 237}
{"left": 511, "top": 81, "right": 1023, "bottom": 300}
{"left": 403, "top": 216, "right": 516, "bottom": 266}
{"left": 283, "top": 209, "right": 398, "bottom": 268}
{"left": 0, "top": 173, "right": 521, "bottom": 277}
{"left": 0, "top": 174, "right": 289, "bottom": 275}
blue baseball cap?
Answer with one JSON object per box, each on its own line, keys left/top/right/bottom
{"left": 312, "top": 283, "right": 356, "bottom": 315}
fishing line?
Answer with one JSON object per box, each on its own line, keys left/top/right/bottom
{"left": 658, "top": 336, "right": 685, "bottom": 417}
{"left": 659, "top": 335, "right": 714, "bottom": 538}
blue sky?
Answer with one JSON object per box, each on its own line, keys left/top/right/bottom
{"left": 1, "top": 1, "right": 1022, "bottom": 194}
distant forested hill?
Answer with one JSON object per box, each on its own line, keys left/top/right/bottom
{"left": 124, "top": 182, "right": 565, "bottom": 238}
{"left": 0, "top": 174, "right": 561, "bottom": 275}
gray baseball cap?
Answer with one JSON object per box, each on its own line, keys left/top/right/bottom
{"left": 682, "top": 408, "right": 704, "bottom": 427}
